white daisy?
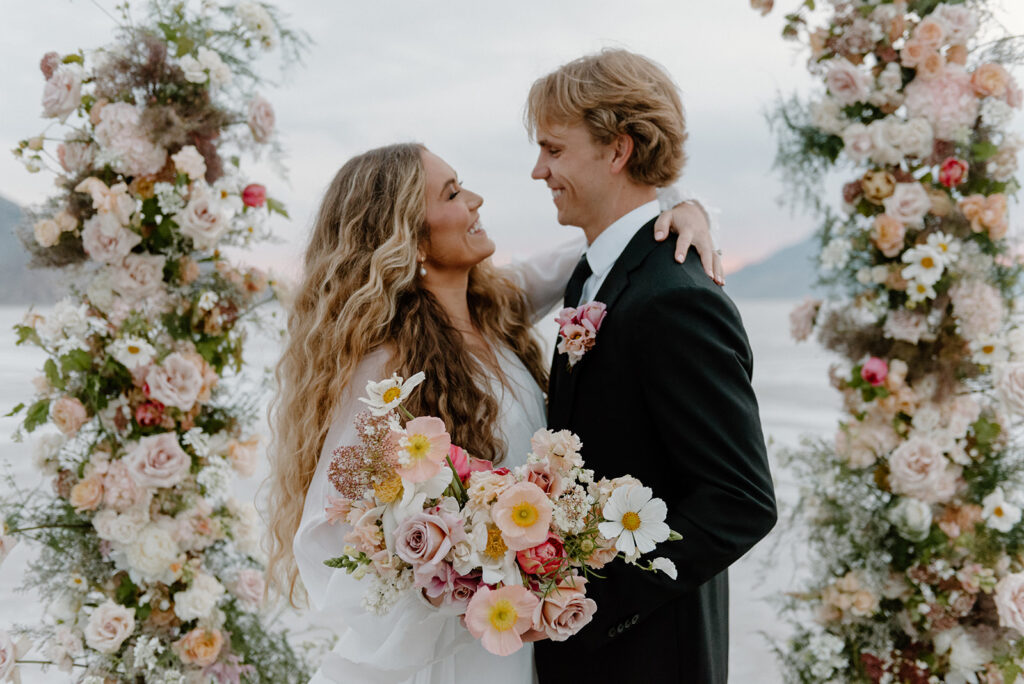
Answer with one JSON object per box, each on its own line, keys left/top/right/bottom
{"left": 982, "top": 488, "right": 1021, "bottom": 533}
{"left": 598, "top": 486, "right": 670, "bottom": 556}
{"left": 906, "top": 279, "right": 937, "bottom": 304}
{"left": 358, "top": 372, "right": 426, "bottom": 416}
{"left": 901, "top": 245, "right": 945, "bottom": 286}
{"left": 651, "top": 557, "right": 678, "bottom": 579}
{"left": 970, "top": 335, "right": 1008, "bottom": 366}
{"left": 925, "top": 232, "right": 961, "bottom": 264}
{"left": 108, "top": 336, "right": 156, "bottom": 370}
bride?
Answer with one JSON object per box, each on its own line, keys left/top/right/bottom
{"left": 265, "top": 143, "right": 719, "bottom": 683}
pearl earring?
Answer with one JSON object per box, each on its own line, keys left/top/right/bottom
{"left": 418, "top": 260, "right": 427, "bottom": 277}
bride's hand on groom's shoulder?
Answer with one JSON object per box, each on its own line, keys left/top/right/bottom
{"left": 653, "top": 201, "right": 725, "bottom": 286}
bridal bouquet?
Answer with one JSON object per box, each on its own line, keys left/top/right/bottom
{"left": 323, "top": 372, "right": 681, "bottom": 656}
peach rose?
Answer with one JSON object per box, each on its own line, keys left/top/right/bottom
{"left": 173, "top": 627, "right": 223, "bottom": 667}
{"left": 524, "top": 461, "right": 565, "bottom": 498}
{"left": 947, "top": 44, "right": 968, "bottom": 66}
{"left": 917, "top": 51, "right": 945, "bottom": 81}
{"left": 227, "top": 435, "right": 260, "bottom": 477}
{"left": 913, "top": 17, "right": 946, "bottom": 49}
{"left": 532, "top": 575, "right": 598, "bottom": 642}
{"left": 972, "top": 63, "right": 1011, "bottom": 99}
{"left": 51, "top": 396, "right": 88, "bottom": 435}
{"left": 871, "top": 214, "right": 905, "bottom": 258}
{"left": 69, "top": 474, "right": 104, "bottom": 512}
{"left": 900, "top": 39, "right": 930, "bottom": 68}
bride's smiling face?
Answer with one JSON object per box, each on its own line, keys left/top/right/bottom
{"left": 420, "top": 149, "right": 494, "bottom": 273}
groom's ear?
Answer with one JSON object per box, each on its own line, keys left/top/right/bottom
{"left": 609, "top": 133, "right": 634, "bottom": 175}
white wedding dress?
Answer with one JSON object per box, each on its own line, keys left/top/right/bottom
{"left": 293, "top": 237, "right": 584, "bottom": 684}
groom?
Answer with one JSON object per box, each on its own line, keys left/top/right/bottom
{"left": 528, "top": 50, "right": 777, "bottom": 683}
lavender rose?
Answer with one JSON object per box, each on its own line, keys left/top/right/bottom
{"left": 395, "top": 507, "right": 467, "bottom": 584}
{"left": 532, "top": 575, "right": 598, "bottom": 641}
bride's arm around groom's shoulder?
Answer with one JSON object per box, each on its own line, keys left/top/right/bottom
{"left": 292, "top": 347, "right": 473, "bottom": 682}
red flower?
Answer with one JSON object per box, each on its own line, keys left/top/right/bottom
{"left": 135, "top": 401, "right": 165, "bottom": 427}
{"left": 516, "top": 533, "right": 566, "bottom": 576}
{"left": 861, "top": 357, "right": 888, "bottom": 387}
{"left": 939, "top": 158, "right": 968, "bottom": 188}
{"left": 242, "top": 183, "right": 267, "bottom": 208}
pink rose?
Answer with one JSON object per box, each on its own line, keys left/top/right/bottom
{"left": 395, "top": 507, "right": 467, "bottom": 584}
{"left": 145, "top": 352, "right": 203, "bottom": 411}
{"left": 826, "top": 58, "right": 872, "bottom": 106}
{"left": 576, "top": 301, "right": 607, "bottom": 332}
{"left": 112, "top": 253, "right": 166, "bottom": 300}
{"left": 247, "top": 95, "right": 275, "bottom": 142}
{"left": 175, "top": 186, "right": 230, "bottom": 250}
{"left": 84, "top": 600, "right": 135, "bottom": 654}
{"left": 939, "top": 158, "right": 969, "bottom": 188}
{"left": 996, "top": 573, "right": 1024, "bottom": 635}
{"left": 134, "top": 401, "right": 165, "bottom": 427}
{"left": 242, "top": 184, "right": 266, "bottom": 208}
{"left": 102, "top": 460, "right": 144, "bottom": 511}
{"left": 40, "top": 51, "right": 60, "bottom": 80}
{"left": 126, "top": 433, "right": 192, "bottom": 489}
{"left": 524, "top": 460, "right": 565, "bottom": 498}
{"left": 41, "top": 64, "right": 82, "bottom": 121}
{"left": 517, "top": 533, "right": 565, "bottom": 576}
{"left": 532, "top": 575, "right": 598, "bottom": 642}
{"left": 887, "top": 436, "right": 961, "bottom": 504}
{"left": 81, "top": 219, "right": 141, "bottom": 264}
{"left": 51, "top": 396, "right": 88, "bottom": 435}
{"left": 232, "top": 569, "right": 265, "bottom": 607}
{"left": 861, "top": 357, "right": 888, "bottom": 387}
{"left": 449, "top": 570, "right": 482, "bottom": 609}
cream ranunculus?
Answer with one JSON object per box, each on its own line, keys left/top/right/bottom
{"left": 92, "top": 508, "right": 149, "bottom": 545}
{"left": 124, "top": 523, "right": 181, "bottom": 584}
{"left": 84, "top": 600, "right": 135, "bottom": 654}
{"left": 145, "top": 352, "right": 204, "bottom": 411}
{"left": 41, "top": 64, "right": 83, "bottom": 121}
{"left": 173, "top": 572, "right": 225, "bottom": 622}
{"left": 33, "top": 218, "right": 61, "bottom": 247}
{"left": 174, "top": 186, "right": 231, "bottom": 250}
{"left": 887, "top": 436, "right": 960, "bottom": 504}
{"left": 126, "top": 432, "right": 192, "bottom": 489}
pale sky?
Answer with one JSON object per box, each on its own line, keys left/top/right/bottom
{"left": 1, "top": 1, "right": 1022, "bottom": 277}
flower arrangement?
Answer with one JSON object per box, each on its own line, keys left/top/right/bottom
{"left": 323, "top": 372, "right": 681, "bottom": 656}
{"left": 0, "top": 2, "right": 312, "bottom": 682}
{"left": 754, "top": 1, "right": 1024, "bottom": 681}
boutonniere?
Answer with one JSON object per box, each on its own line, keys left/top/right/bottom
{"left": 555, "top": 301, "right": 608, "bottom": 369}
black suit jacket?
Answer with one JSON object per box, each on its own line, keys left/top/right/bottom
{"left": 534, "top": 219, "right": 777, "bottom": 684}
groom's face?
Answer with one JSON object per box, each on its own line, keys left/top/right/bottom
{"left": 531, "top": 122, "right": 613, "bottom": 230}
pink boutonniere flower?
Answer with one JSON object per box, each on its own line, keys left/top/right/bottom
{"left": 555, "top": 301, "right": 607, "bottom": 369}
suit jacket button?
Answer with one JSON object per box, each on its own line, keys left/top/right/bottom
{"left": 607, "top": 627, "right": 616, "bottom": 638}
{"left": 616, "top": 624, "right": 624, "bottom": 634}
{"left": 630, "top": 614, "right": 639, "bottom": 626}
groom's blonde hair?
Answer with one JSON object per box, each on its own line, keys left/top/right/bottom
{"left": 525, "top": 49, "right": 687, "bottom": 187}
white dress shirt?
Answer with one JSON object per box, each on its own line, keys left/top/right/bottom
{"left": 576, "top": 199, "right": 661, "bottom": 306}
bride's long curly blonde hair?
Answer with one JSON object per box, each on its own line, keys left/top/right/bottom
{"left": 266, "top": 143, "right": 548, "bottom": 605}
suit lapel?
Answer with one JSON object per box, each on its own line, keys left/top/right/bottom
{"left": 548, "top": 218, "right": 661, "bottom": 428}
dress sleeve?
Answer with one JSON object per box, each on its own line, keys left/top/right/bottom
{"left": 292, "top": 348, "right": 473, "bottom": 683}
{"left": 502, "top": 234, "right": 587, "bottom": 324}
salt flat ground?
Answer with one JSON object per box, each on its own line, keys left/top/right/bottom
{"left": 0, "top": 298, "right": 838, "bottom": 682}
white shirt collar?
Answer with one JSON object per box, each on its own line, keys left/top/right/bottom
{"left": 584, "top": 199, "right": 661, "bottom": 279}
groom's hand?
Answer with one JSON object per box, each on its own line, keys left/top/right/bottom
{"left": 653, "top": 201, "right": 724, "bottom": 286}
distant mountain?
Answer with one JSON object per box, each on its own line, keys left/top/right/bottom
{"left": 724, "top": 237, "right": 820, "bottom": 300}
{"left": 0, "top": 195, "right": 61, "bottom": 305}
